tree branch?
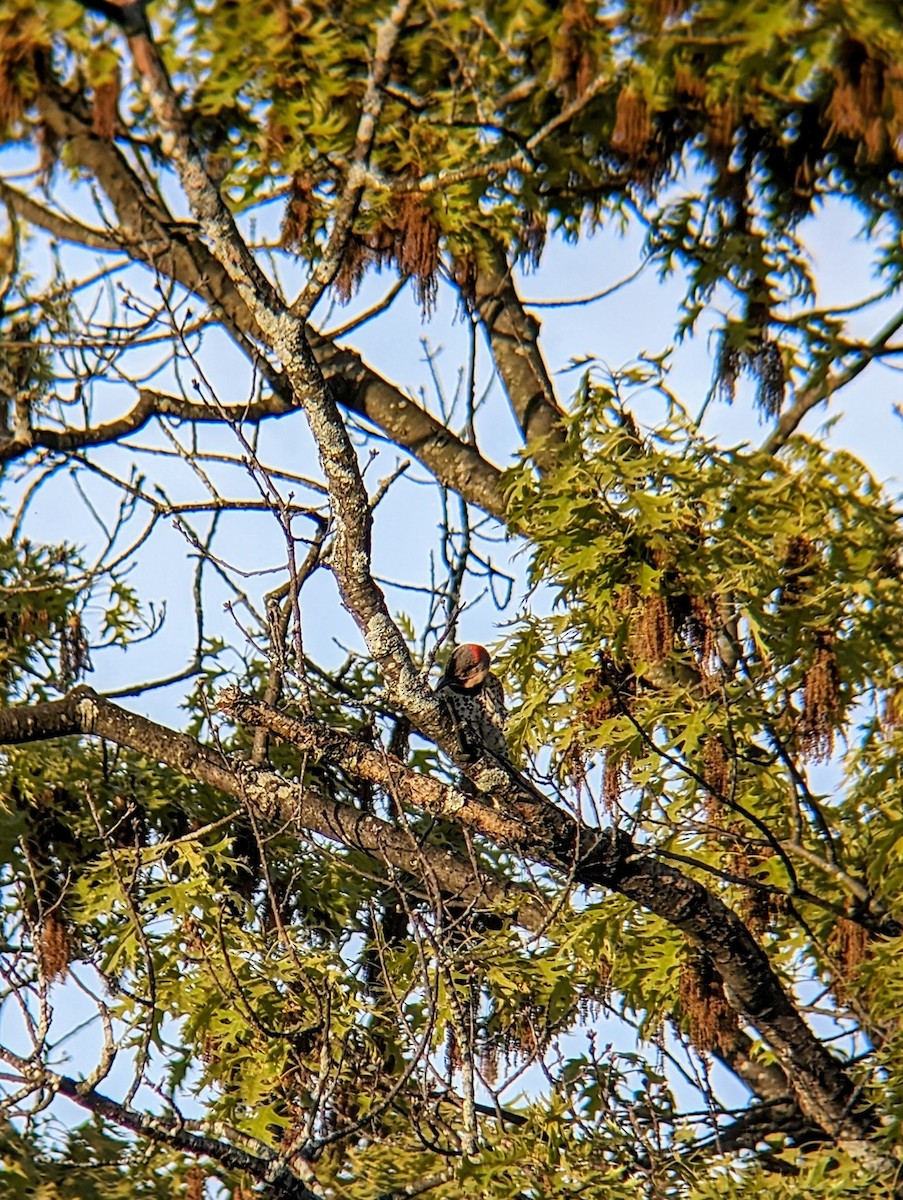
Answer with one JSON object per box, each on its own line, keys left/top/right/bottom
{"left": 0, "top": 689, "right": 549, "bottom": 932}
{"left": 63, "top": 8, "right": 470, "bottom": 751}
{"left": 190, "top": 692, "right": 895, "bottom": 1169}
{"left": 308, "top": 330, "right": 505, "bottom": 516}
{"left": 0, "top": 180, "right": 123, "bottom": 251}
{"left": 682, "top": 1098, "right": 828, "bottom": 1166}
{"left": 472, "top": 240, "right": 564, "bottom": 448}
{"left": 711, "top": 1027, "right": 794, "bottom": 1105}
{"left": 0, "top": 1045, "right": 320, "bottom": 1200}
{"left": 0, "top": 388, "right": 295, "bottom": 463}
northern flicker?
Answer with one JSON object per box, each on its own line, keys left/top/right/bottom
{"left": 435, "top": 643, "right": 508, "bottom": 764}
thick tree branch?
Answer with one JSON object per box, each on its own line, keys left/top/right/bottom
{"left": 0, "top": 690, "right": 549, "bottom": 932}
{"left": 218, "top": 686, "right": 539, "bottom": 849}
{"left": 712, "top": 1028, "right": 793, "bottom": 1105}
{"left": 308, "top": 330, "right": 504, "bottom": 515}
{"left": 473, "top": 241, "right": 564, "bottom": 448}
{"left": 0, "top": 388, "right": 295, "bottom": 462}
{"left": 201, "top": 693, "right": 892, "bottom": 1169}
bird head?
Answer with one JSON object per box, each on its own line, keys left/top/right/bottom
{"left": 444, "top": 643, "right": 492, "bottom": 690}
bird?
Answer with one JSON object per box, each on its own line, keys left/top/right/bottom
{"left": 435, "top": 643, "right": 509, "bottom": 764}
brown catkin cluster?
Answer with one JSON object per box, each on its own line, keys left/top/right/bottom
{"left": 603, "top": 751, "right": 631, "bottom": 814}
{"left": 678, "top": 955, "right": 739, "bottom": 1054}
{"left": 779, "top": 534, "right": 817, "bottom": 608}
{"left": 0, "top": 15, "right": 40, "bottom": 130}
{"left": 576, "top": 667, "right": 620, "bottom": 730}
{"left": 707, "top": 99, "right": 737, "bottom": 152}
{"left": 717, "top": 335, "right": 785, "bottom": 416}
{"left": 38, "top": 913, "right": 71, "bottom": 982}
{"left": 825, "top": 40, "right": 903, "bottom": 163}
{"left": 519, "top": 211, "right": 547, "bottom": 270}
{"left": 91, "top": 71, "right": 120, "bottom": 140}
{"left": 629, "top": 592, "right": 674, "bottom": 666}
{"left": 451, "top": 252, "right": 478, "bottom": 304}
{"left": 551, "top": 0, "right": 597, "bottom": 101}
{"left": 674, "top": 64, "right": 707, "bottom": 104}
{"left": 0, "top": 603, "right": 51, "bottom": 645}
{"left": 612, "top": 88, "right": 653, "bottom": 160}
{"left": 800, "top": 630, "right": 841, "bottom": 761}
{"left": 649, "top": 0, "right": 690, "bottom": 23}
{"left": 280, "top": 174, "right": 316, "bottom": 252}
{"left": 717, "top": 344, "right": 741, "bottom": 405}
{"left": 726, "top": 826, "right": 778, "bottom": 934}
{"left": 186, "top": 1166, "right": 205, "bottom": 1200}
{"left": 392, "top": 195, "right": 441, "bottom": 314}
{"left": 883, "top": 688, "right": 903, "bottom": 730}
{"left": 332, "top": 235, "right": 385, "bottom": 303}
{"left": 59, "top": 613, "right": 91, "bottom": 688}
{"left": 752, "top": 338, "right": 785, "bottom": 418}
{"left": 331, "top": 197, "right": 442, "bottom": 314}
{"left": 828, "top": 917, "right": 869, "bottom": 999}
{"left": 702, "top": 735, "right": 730, "bottom": 819}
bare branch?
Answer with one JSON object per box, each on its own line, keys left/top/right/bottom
{"left": 0, "top": 388, "right": 294, "bottom": 463}
{"left": 78, "top": 7, "right": 458, "bottom": 747}
{"left": 0, "top": 179, "right": 124, "bottom": 252}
